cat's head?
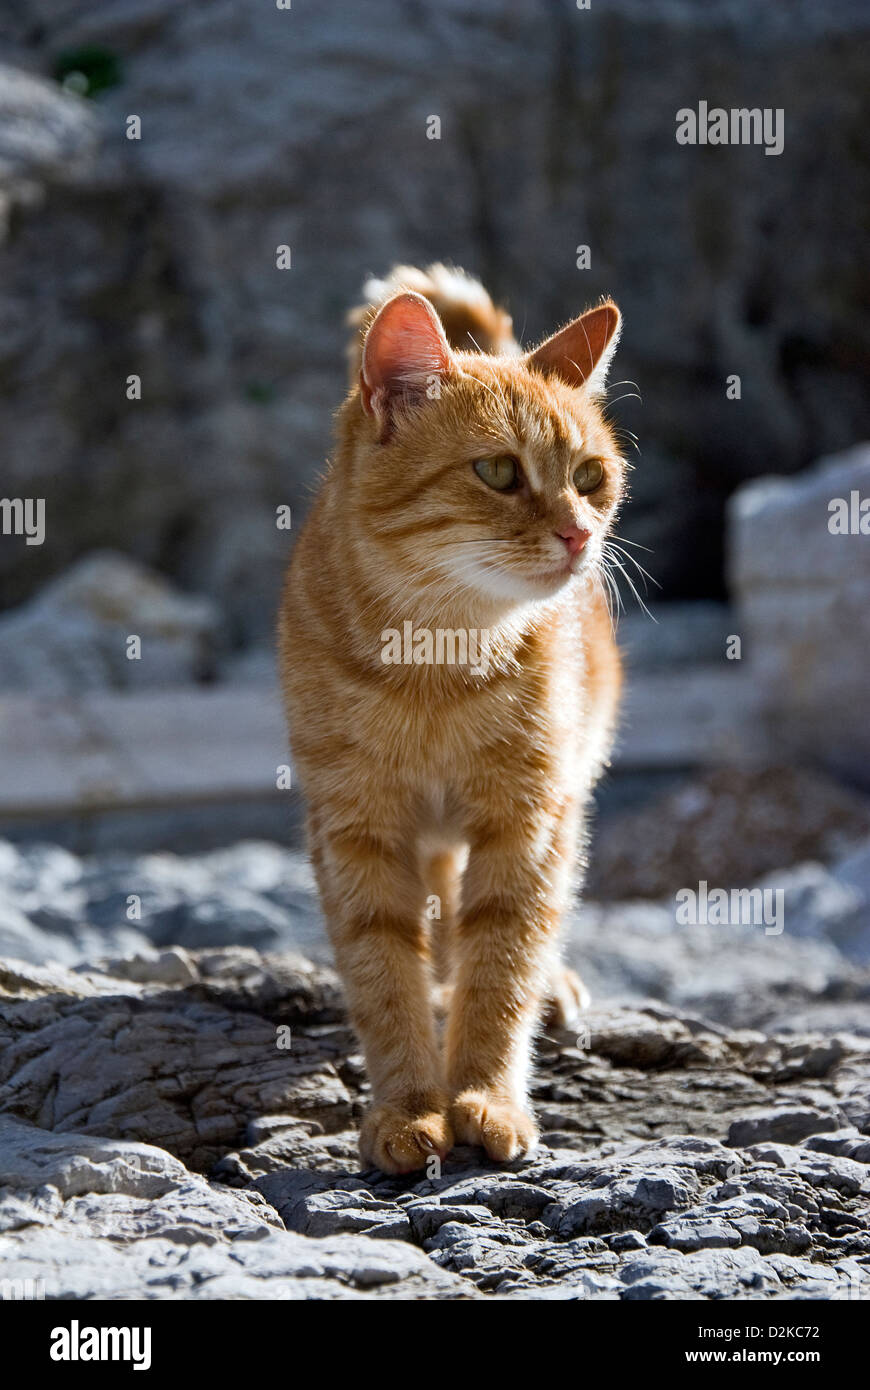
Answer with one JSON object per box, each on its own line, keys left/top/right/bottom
{"left": 346, "top": 290, "right": 627, "bottom": 615}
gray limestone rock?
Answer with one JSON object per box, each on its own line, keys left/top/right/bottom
{"left": 1, "top": 938, "right": 869, "bottom": 1299}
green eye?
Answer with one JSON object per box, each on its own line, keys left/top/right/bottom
{"left": 473, "top": 455, "right": 520, "bottom": 491}
{"left": 573, "top": 458, "right": 604, "bottom": 494}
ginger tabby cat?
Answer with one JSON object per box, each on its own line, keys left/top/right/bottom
{"left": 278, "top": 265, "right": 626, "bottom": 1174}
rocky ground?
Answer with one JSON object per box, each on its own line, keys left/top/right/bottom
{"left": 1, "top": 826, "right": 869, "bottom": 1301}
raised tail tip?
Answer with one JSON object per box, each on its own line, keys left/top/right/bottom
{"left": 346, "top": 262, "right": 517, "bottom": 379}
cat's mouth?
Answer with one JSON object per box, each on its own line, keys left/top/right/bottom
{"left": 534, "top": 561, "right": 574, "bottom": 585}
{"left": 446, "top": 540, "right": 596, "bottom": 605}
{"left": 529, "top": 549, "right": 593, "bottom": 590}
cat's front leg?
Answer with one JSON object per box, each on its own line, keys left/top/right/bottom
{"left": 445, "top": 803, "right": 577, "bottom": 1162}
{"left": 310, "top": 810, "right": 453, "bottom": 1175}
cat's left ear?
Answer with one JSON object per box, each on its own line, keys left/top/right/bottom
{"left": 525, "top": 300, "right": 621, "bottom": 396}
{"left": 360, "top": 291, "right": 455, "bottom": 442}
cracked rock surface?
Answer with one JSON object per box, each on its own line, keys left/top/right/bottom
{"left": 1, "top": 940, "right": 869, "bottom": 1300}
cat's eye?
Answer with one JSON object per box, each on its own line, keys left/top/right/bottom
{"left": 473, "top": 455, "right": 520, "bottom": 492}
{"left": 573, "top": 457, "right": 604, "bottom": 494}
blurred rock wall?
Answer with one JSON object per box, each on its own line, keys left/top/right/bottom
{"left": 729, "top": 443, "right": 870, "bottom": 787}
{"left": 0, "top": 0, "right": 868, "bottom": 639}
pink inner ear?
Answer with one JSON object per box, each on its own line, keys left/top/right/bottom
{"left": 362, "top": 292, "right": 453, "bottom": 395}
{"left": 527, "top": 304, "right": 620, "bottom": 387}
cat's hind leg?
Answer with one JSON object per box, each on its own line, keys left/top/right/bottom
{"left": 543, "top": 963, "right": 590, "bottom": 1028}
{"left": 420, "top": 841, "right": 466, "bottom": 1018}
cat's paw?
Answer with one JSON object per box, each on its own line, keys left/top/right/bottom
{"left": 543, "top": 965, "right": 590, "bottom": 1029}
{"left": 359, "top": 1103, "right": 453, "bottom": 1175}
{"left": 450, "top": 1090, "right": 538, "bottom": 1163}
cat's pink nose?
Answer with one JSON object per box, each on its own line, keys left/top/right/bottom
{"left": 555, "top": 525, "right": 591, "bottom": 557}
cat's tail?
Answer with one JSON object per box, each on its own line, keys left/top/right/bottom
{"left": 346, "top": 262, "right": 518, "bottom": 382}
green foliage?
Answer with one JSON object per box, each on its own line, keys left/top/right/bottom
{"left": 54, "top": 47, "right": 123, "bottom": 98}
{"left": 244, "top": 380, "right": 278, "bottom": 405}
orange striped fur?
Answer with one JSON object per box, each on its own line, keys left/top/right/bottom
{"left": 278, "top": 265, "right": 625, "bottom": 1173}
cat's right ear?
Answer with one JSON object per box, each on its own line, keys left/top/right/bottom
{"left": 525, "top": 300, "right": 621, "bottom": 396}
{"left": 360, "top": 292, "right": 454, "bottom": 442}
